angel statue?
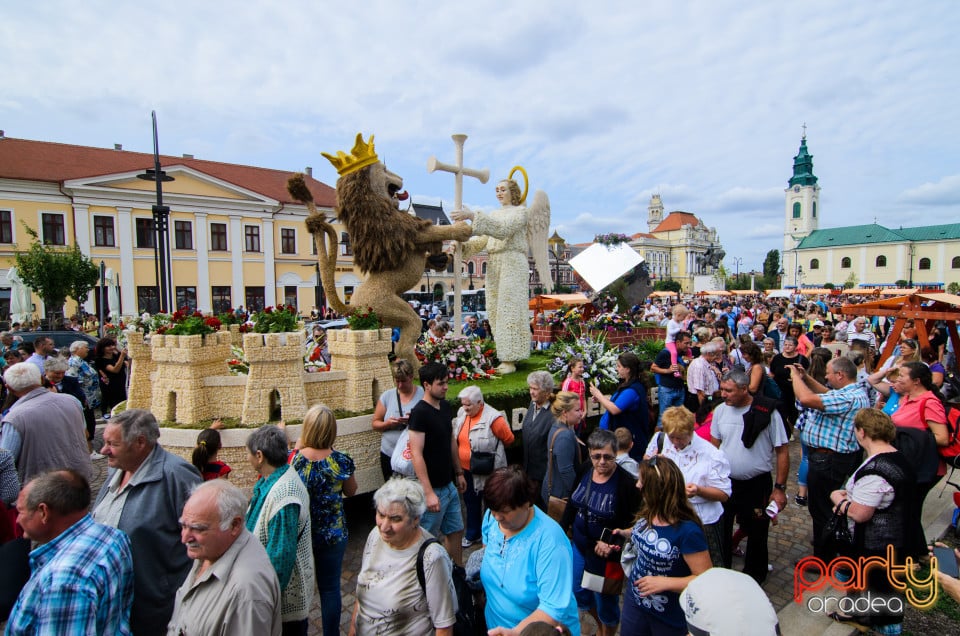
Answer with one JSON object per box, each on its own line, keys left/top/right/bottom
{"left": 452, "top": 167, "right": 551, "bottom": 374}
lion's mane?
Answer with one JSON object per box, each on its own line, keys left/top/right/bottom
{"left": 336, "top": 167, "right": 444, "bottom": 274}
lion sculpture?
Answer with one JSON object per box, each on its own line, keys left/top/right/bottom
{"left": 288, "top": 134, "right": 472, "bottom": 370}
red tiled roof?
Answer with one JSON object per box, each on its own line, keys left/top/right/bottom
{"left": 0, "top": 137, "right": 336, "bottom": 207}
{"left": 631, "top": 232, "right": 656, "bottom": 239}
{"left": 651, "top": 211, "right": 700, "bottom": 233}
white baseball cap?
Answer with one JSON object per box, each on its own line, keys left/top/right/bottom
{"left": 681, "top": 568, "right": 780, "bottom": 636}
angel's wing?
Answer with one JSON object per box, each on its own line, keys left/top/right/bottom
{"left": 526, "top": 190, "right": 552, "bottom": 291}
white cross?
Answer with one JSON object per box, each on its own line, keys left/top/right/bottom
{"left": 427, "top": 134, "right": 489, "bottom": 329}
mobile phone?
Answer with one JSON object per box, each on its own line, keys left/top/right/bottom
{"left": 599, "top": 528, "right": 625, "bottom": 548}
{"left": 934, "top": 546, "right": 959, "bottom": 578}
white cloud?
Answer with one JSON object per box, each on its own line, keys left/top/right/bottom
{"left": 898, "top": 175, "right": 960, "bottom": 206}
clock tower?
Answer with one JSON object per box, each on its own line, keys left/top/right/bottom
{"left": 783, "top": 131, "right": 820, "bottom": 286}
{"left": 647, "top": 194, "right": 664, "bottom": 232}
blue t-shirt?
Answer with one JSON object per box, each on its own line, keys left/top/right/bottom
{"left": 480, "top": 508, "right": 581, "bottom": 635}
{"left": 599, "top": 382, "right": 649, "bottom": 460}
{"left": 625, "top": 518, "right": 708, "bottom": 629}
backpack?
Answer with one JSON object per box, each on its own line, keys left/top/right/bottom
{"left": 937, "top": 401, "right": 960, "bottom": 467}
{"left": 417, "top": 538, "right": 485, "bottom": 636}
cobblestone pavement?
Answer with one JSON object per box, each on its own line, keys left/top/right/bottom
{"left": 85, "top": 432, "right": 816, "bottom": 635}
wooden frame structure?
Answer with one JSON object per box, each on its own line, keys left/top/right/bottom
{"left": 841, "top": 293, "right": 960, "bottom": 367}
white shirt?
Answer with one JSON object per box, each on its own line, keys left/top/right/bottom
{"left": 645, "top": 433, "right": 731, "bottom": 524}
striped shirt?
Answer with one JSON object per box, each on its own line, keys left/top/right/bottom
{"left": 6, "top": 514, "right": 133, "bottom": 635}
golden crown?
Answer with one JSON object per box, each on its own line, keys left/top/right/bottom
{"left": 321, "top": 133, "right": 379, "bottom": 176}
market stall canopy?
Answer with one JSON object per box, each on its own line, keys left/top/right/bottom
{"left": 648, "top": 290, "right": 680, "bottom": 298}
{"left": 568, "top": 243, "right": 643, "bottom": 292}
{"left": 841, "top": 292, "right": 960, "bottom": 367}
{"left": 695, "top": 290, "right": 732, "bottom": 297}
{"left": 765, "top": 289, "right": 792, "bottom": 298}
{"left": 528, "top": 293, "right": 592, "bottom": 311}
{"left": 799, "top": 288, "right": 834, "bottom": 295}
{"left": 730, "top": 290, "right": 761, "bottom": 296}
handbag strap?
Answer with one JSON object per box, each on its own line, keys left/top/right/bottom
{"left": 547, "top": 428, "right": 563, "bottom": 493}
{"left": 396, "top": 389, "right": 404, "bottom": 418}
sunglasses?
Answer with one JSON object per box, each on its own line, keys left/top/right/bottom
{"left": 589, "top": 453, "right": 616, "bottom": 462}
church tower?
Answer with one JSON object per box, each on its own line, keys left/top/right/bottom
{"left": 647, "top": 194, "right": 664, "bottom": 232}
{"left": 783, "top": 131, "right": 820, "bottom": 284}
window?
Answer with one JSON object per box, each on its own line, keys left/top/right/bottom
{"left": 343, "top": 286, "right": 354, "bottom": 304}
{"left": 0, "top": 210, "right": 12, "bottom": 243}
{"left": 176, "top": 286, "right": 197, "bottom": 312}
{"left": 311, "top": 236, "right": 317, "bottom": 255}
{"left": 841, "top": 257, "right": 851, "bottom": 268}
{"left": 792, "top": 202, "right": 801, "bottom": 219}
{"left": 137, "top": 286, "right": 160, "bottom": 314}
{"left": 92, "top": 216, "right": 116, "bottom": 247}
{"left": 952, "top": 256, "right": 960, "bottom": 269}
{"left": 812, "top": 202, "right": 817, "bottom": 218}
{"left": 283, "top": 285, "right": 298, "bottom": 309}
{"left": 174, "top": 221, "right": 193, "bottom": 250}
{"left": 245, "top": 226, "right": 260, "bottom": 253}
{"left": 135, "top": 218, "right": 155, "bottom": 248}
{"left": 245, "top": 286, "right": 265, "bottom": 312}
{"left": 919, "top": 258, "right": 931, "bottom": 270}
{"left": 875, "top": 255, "right": 887, "bottom": 267}
{"left": 281, "top": 228, "right": 296, "bottom": 254}
{"left": 467, "top": 262, "right": 475, "bottom": 275}
{"left": 809, "top": 259, "right": 820, "bottom": 270}
{"left": 41, "top": 213, "right": 66, "bottom": 245}
{"left": 210, "top": 223, "right": 227, "bottom": 251}
{"left": 340, "top": 232, "right": 352, "bottom": 256}
{"left": 212, "top": 286, "right": 231, "bottom": 314}
{"left": 482, "top": 262, "right": 487, "bottom": 275}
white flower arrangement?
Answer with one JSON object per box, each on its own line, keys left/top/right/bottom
{"left": 546, "top": 334, "right": 621, "bottom": 390}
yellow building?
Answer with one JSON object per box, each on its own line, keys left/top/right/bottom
{"left": 0, "top": 136, "right": 362, "bottom": 320}
{"left": 781, "top": 135, "right": 960, "bottom": 290}
{"left": 630, "top": 194, "right": 724, "bottom": 293}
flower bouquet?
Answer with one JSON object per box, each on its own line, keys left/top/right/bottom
{"left": 585, "top": 311, "right": 635, "bottom": 333}
{"left": 157, "top": 309, "right": 221, "bottom": 336}
{"left": 252, "top": 305, "right": 299, "bottom": 333}
{"left": 227, "top": 344, "right": 249, "bottom": 375}
{"left": 346, "top": 307, "right": 382, "bottom": 330}
{"left": 546, "top": 334, "right": 621, "bottom": 390}
{"left": 415, "top": 336, "right": 498, "bottom": 381}
{"left": 594, "top": 233, "right": 631, "bottom": 249}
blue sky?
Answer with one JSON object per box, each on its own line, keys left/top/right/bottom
{"left": 3, "top": 0, "right": 958, "bottom": 273}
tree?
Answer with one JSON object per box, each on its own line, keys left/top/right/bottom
{"left": 762, "top": 250, "right": 780, "bottom": 282}
{"left": 948, "top": 282, "right": 959, "bottom": 295}
{"left": 13, "top": 224, "right": 100, "bottom": 326}
{"left": 843, "top": 272, "right": 859, "bottom": 290}
{"left": 654, "top": 279, "right": 681, "bottom": 293}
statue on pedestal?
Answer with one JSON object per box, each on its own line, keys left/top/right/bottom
{"left": 452, "top": 168, "right": 550, "bottom": 374}
{"left": 288, "top": 134, "right": 472, "bottom": 370}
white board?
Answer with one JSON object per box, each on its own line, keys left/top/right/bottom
{"left": 568, "top": 243, "right": 643, "bottom": 292}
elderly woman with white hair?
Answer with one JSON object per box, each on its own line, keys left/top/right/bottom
{"left": 45, "top": 354, "right": 97, "bottom": 455}
{"left": 66, "top": 340, "right": 100, "bottom": 442}
{"left": 454, "top": 385, "right": 515, "bottom": 548}
{"left": 351, "top": 477, "right": 456, "bottom": 635}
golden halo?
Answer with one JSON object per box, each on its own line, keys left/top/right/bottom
{"left": 508, "top": 165, "right": 529, "bottom": 204}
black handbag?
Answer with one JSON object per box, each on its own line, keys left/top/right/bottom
{"left": 820, "top": 503, "right": 854, "bottom": 552}
{"left": 470, "top": 438, "right": 499, "bottom": 476}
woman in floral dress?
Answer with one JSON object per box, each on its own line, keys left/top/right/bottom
{"left": 291, "top": 404, "right": 357, "bottom": 636}
{"left": 66, "top": 340, "right": 100, "bottom": 451}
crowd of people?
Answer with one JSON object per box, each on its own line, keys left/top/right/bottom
{"left": 0, "top": 292, "right": 959, "bottom": 635}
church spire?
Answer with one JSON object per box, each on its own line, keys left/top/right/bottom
{"left": 788, "top": 128, "right": 818, "bottom": 187}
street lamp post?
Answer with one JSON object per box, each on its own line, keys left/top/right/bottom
{"left": 136, "top": 111, "right": 174, "bottom": 313}
{"left": 732, "top": 257, "right": 743, "bottom": 286}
